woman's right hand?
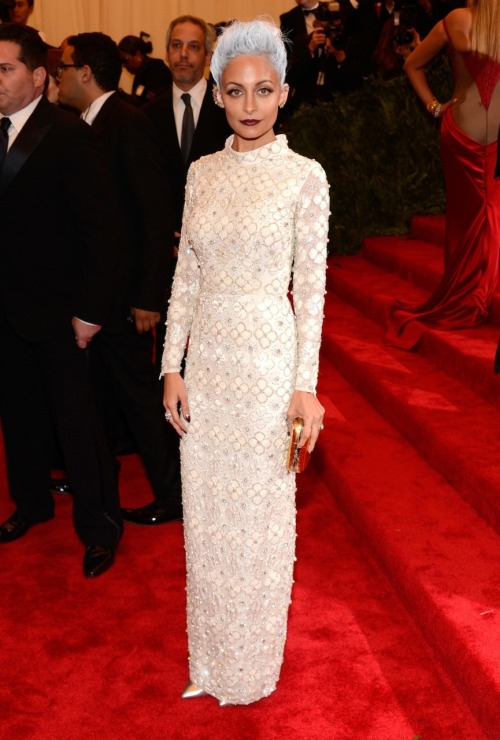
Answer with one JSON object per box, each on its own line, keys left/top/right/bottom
{"left": 437, "top": 97, "right": 458, "bottom": 117}
{"left": 163, "top": 372, "right": 190, "bottom": 437}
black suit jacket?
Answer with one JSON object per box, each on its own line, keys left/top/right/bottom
{"left": 90, "top": 92, "right": 174, "bottom": 331}
{"left": 0, "top": 96, "right": 120, "bottom": 342}
{"left": 143, "top": 83, "right": 231, "bottom": 230}
{"left": 280, "top": 5, "right": 310, "bottom": 62}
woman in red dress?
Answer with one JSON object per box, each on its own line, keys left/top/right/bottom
{"left": 386, "top": 0, "right": 500, "bottom": 349}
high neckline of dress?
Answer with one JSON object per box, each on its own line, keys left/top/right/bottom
{"left": 225, "top": 134, "right": 288, "bottom": 163}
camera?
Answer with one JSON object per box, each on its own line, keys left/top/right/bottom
{"left": 392, "top": 5, "right": 417, "bottom": 47}
{"left": 313, "top": 2, "right": 348, "bottom": 52}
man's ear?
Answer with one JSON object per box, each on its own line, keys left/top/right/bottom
{"left": 32, "top": 66, "right": 47, "bottom": 88}
{"left": 80, "top": 64, "right": 92, "bottom": 83}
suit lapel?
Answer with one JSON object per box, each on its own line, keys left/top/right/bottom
{"left": 0, "top": 97, "right": 53, "bottom": 197}
{"left": 167, "top": 91, "right": 182, "bottom": 158}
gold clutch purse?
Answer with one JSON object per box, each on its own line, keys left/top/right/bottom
{"left": 286, "top": 417, "right": 311, "bottom": 473}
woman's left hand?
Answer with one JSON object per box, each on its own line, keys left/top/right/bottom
{"left": 286, "top": 390, "right": 325, "bottom": 453}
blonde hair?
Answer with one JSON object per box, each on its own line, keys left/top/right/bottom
{"left": 469, "top": 0, "right": 500, "bottom": 59}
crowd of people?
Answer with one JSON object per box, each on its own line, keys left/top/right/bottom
{"left": 0, "top": 13, "right": 233, "bottom": 569}
{"left": 279, "top": 0, "right": 464, "bottom": 107}
{"left": 0, "top": 0, "right": 499, "bottom": 710}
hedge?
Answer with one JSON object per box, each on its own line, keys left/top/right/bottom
{"left": 286, "top": 55, "right": 453, "bottom": 254}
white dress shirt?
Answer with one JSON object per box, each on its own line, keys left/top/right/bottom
{"left": 1, "top": 94, "right": 43, "bottom": 150}
{"left": 80, "top": 90, "right": 115, "bottom": 126}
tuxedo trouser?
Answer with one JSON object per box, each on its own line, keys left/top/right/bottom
{"left": 0, "top": 309, "right": 122, "bottom": 549}
{"left": 91, "top": 326, "right": 182, "bottom": 516}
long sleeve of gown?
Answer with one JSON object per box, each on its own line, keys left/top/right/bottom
{"left": 292, "top": 161, "right": 330, "bottom": 393}
{"left": 161, "top": 166, "right": 200, "bottom": 375}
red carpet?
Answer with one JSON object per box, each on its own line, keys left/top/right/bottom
{"left": 326, "top": 216, "right": 500, "bottom": 738}
{"left": 0, "top": 218, "right": 496, "bottom": 737}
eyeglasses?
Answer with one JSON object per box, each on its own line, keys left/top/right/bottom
{"left": 56, "top": 63, "right": 81, "bottom": 78}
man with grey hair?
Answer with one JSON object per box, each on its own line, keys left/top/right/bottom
{"left": 143, "top": 15, "right": 231, "bottom": 240}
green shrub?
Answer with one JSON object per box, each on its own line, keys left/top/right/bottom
{"left": 286, "top": 55, "right": 453, "bottom": 254}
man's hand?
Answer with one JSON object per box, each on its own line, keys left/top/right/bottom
{"left": 309, "top": 27, "right": 328, "bottom": 54}
{"left": 72, "top": 317, "right": 101, "bottom": 349}
{"left": 131, "top": 307, "right": 161, "bottom": 334}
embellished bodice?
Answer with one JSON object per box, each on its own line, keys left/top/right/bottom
{"left": 162, "top": 135, "right": 330, "bottom": 393}
{"left": 181, "top": 135, "right": 326, "bottom": 296}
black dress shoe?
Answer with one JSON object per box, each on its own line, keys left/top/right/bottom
{"left": 0, "top": 511, "right": 52, "bottom": 543}
{"left": 83, "top": 545, "right": 115, "bottom": 578}
{"left": 50, "top": 477, "right": 73, "bottom": 494}
{"left": 121, "top": 500, "right": 182, "bottom": 525}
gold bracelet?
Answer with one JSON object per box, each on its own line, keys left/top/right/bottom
{"left": 426, "top": 98, "right": 442, "bottom": 117}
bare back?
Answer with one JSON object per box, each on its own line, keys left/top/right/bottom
{"left": 445, "top": 10, "right": 500, "bottom": 144}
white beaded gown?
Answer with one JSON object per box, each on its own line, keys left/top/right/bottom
{"left": 161, "top": 135, "right": 329, "bottom": 705}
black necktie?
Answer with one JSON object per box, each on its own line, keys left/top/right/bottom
{"left": 181, "top": 93, "right": 194, "bottom": 165}
{"left": 0, "top": 117, "right": 11, "bottom": 170}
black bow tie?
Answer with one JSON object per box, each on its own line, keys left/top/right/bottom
{"left": 303, "top": 8, "right": 316, "bottom": 15}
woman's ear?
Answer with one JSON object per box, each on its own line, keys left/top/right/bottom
{"left": 212, "top": 85, "right": 224, "bottom": 108}
{"left": 279, "top": 83, "right": 289, "bottom": 109}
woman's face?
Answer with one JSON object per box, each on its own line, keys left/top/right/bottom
{"left": 9, "top": 0, "right": 32, "bottom": 25}
{"left": 216, "top": 55, "right": 288, "bottom": 152}
{"left": 120, "top": 51, "right": 143, "bottom": 74}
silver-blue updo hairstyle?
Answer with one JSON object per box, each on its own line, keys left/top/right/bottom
{"left": 210, "top": 18, "right": 288, "bottom": 88}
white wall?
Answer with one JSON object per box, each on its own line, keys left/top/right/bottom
{"left": 31, "top": 0, "right": 294, "bottom": 53}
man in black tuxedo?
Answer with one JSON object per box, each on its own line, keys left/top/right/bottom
{"left": 0, "top": 23, "right": 122, "bottom": 577}
{"left": 120, "top": 15, "right": 231, "bottom": 526}
{"left": 280, "top": 0, "right": 324, "bottom": 62}
{"left": 57, "top": 32, "right": 182, "bottom": 525}
{"left": 143, "top": 14, "right": 231, "bottom": 244}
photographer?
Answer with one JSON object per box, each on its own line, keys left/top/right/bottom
{"left": 283, "top": 1, "right": 363, "bottom": 113}
{"left": 372, "top": 1, "right": 438, "bottom": 79}
{"left": 372, "top": 10, "right": 421, "bottom": 78}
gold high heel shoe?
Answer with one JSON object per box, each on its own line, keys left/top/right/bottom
{"left": 181, "top": 681, "right": 208, "bottom": 699}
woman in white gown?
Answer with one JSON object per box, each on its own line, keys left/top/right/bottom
{"left": 162, "top": 19, "right": 330, "bottom": 706}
